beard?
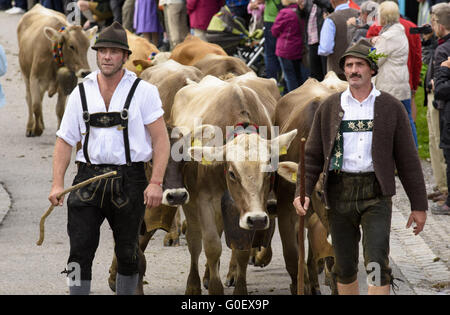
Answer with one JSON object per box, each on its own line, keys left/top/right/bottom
{"left": 97, "top": 57, "right": 125, "bottom": 77}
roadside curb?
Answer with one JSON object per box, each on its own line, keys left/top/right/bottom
{"left": 0, "top": 182, "right": 12, "bottom": 225}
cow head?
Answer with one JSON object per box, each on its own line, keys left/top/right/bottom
{"left": 189, "top": 126, "right": 297, "bottom": 230}
{"left": 160, "top": 125, "right": 191, "bottom": 207}
{"left": 44, "top": 25, "right": 97, "bottom": 78}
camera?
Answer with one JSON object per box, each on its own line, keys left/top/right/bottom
{"left": 410, "top": 24, "right": 433, "bottom": 35}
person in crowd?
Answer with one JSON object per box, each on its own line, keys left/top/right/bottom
{"left": 41, "top": 0, "right": 65, "bottom": 12}
{"left": 423, "top": 2, "right": 448, "bottom": 207}
{"left": 347, "top": 1, "right": 379, "bottom": 44}
{"left": 48, "top": 22, "right": 170, "bottom": 294}
{"left": 272, "top": 0, "right": 306, "bottom": 92}
{"left": 226, "top": 0, "right": 251, "bottom": 27}
{"left": 367, "top": 1, "right": 422, "bottom": 124}
{"left": 429, "top": 3, "right": 450, "bottom": 215}
{"left": 298, "top": 0, "right": 332, "bottom": 81}
{"left": 187, "top": 0, "right": 223, "bottom": 42}
{"left": 134, "top": 0, "right": 163, "bottom": 46}
{"left": 77, "top": 0, "right": 113, "bottom": 30}
{"left": 293, "top": 38, "right": 427, "bottom": 295}
{"left": 121, "top": 0, "right": 135, "bottom": 31}
{"left": 160, "top": 0, "right": 190, "bottom": 50}
{"left": 318, "top": 0, "right": 359, "bottom": 80}
{"left": 417, "top": 0, "right": 449, "bottom": 27}
{"left": 0, "top": 44, "right": 6, "bottom": 109}
{"left": 371, "top": 1, "right": 418, "bottom": 147}
{"left": 109, "top": 0, "right": 124, "bottom": 23}
{"left": 248, "top": 0, "right": 264, "bottom": 34}
{"left": 263, "top": 0, "right": 283, "bottom": 82}
{"left": 1, "top": 0, "right": 26, "bottom": 13}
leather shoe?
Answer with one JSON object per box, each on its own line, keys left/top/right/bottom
{"left": 431, "top": 203, "right": 450, "bottom": 215}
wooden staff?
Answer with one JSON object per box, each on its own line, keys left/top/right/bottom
{"left": 36, "top": 171, "right": 117, "bottom": 246}
{"left": 297, "top": 137, "right": 306, "bottom": 295}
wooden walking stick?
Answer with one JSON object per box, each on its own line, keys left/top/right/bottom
{"left": 36, "top": 171, "right": 117, "bottom": 246}
{"left": 297, "top": 137, "right": 306, "bottom": 295}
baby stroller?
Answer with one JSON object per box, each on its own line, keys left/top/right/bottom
{"left": 206, "top": 6, "right": 265, "bottom": 77}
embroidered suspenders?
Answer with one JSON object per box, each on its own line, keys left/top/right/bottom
{"left": 330, "top": 119, "right": 374, "bottom": 170}
{"left": 78, "top": 78, "right": 142, "bottom": 166}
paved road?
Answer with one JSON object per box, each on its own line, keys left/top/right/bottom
{"left": 0, "top": 10, "right": 448, "bottom": 295}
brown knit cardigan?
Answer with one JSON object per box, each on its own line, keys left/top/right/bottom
{"left": 295, "top": 91, "right": 428, "bottom": 211}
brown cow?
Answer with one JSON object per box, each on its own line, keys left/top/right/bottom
{"left": 17, "top": 4, "right": 97, "bottom": 137}
{"left": 274, "top": 72, "right": 348, "bottom": 294}
{"left": 193, "top": 54, "right": 253, "bottom": 78}
{"left": 170, "top": 35, "right": 227, "bottom": 66}
{"left": 169, "top": 75, "right": 297, "bottom": 295}
{"left": 124, "top": 30, "right": 159, "bottom": 76}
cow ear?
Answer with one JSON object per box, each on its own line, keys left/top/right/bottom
{"left": 133, "top": 59, "right": 152, "bottom": 72}
{"left": 188, "top": 145, "right": 224, "bottom": 165}
{"left": 43, "top": 26, "right": 63, "bottom": 42}
{"left": 270, "top": 129, "right": 298, "bottom": 156}
{"left": 277, "top": 161, "right": 298, "bottom": 184}
{"left": 85, "top": 26, "right": 98, "bottom": 40}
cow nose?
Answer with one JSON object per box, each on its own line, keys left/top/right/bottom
{"left": 166, "top": 191, "right": 188, "bottom": 205}
{"left": 246, "top": 214, "right": 268, "bottom": 230}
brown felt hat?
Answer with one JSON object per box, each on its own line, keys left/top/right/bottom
{"left": 92, "top": 21, "right": 132, "bottom": 55}
{"left": 339, "top": 38, "right": 378, "bottom": 76}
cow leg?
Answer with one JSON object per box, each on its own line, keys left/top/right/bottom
{"left": 24, "top": 77, "right": 34, "bottom": 137}
{"left": 183, "top": 203, "right": 203, "bottom": 295}
{"left": 198, "top": 194, "right": 224, "bottom": 295}
{"left": 163, "top": 207, "right": 181, "bottom": 246}
{"left": 27, "top": 77, "right": 46, "bottom": 137}
{"left": 55, "top": 91, "right": 67, "bottom": 130}
{"left": 225, "top": 250, "right": 237, "bottom": 287}
{"left": 306, "top": 241, "right": 321, "bottom": 295}
{"left": 277, "top": 205, "right": 299, "bottom": 294}
{"left": 233, "top": 249, "right": 250, "bottom": 295}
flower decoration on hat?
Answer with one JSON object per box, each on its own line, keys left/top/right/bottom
{"left": 367, "top": 47, "right": 387, "bottom": 65}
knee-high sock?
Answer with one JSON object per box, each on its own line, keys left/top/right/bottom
{"left": 116, "top": 273, "right": 138, "bottom": 295}
{"left": 69, "top": 280, "right": 91, "bottom": 295}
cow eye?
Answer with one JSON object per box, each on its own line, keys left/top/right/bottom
{"left": 228, "top": 170, "right": 237, "bottom": 181}
{"left": 69, "top": 45, "right": 75, "bottom": 50}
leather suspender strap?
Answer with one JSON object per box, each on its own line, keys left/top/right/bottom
{"left": 122, "top": 78, "right": 141, "bottom": 166}
{"left": 78, "top": 78, "right": 141, "bottom": 166}
{"left": 78, "top": 83, "right": 91, "bottom": 165}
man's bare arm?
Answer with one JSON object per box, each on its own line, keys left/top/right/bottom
{"left": 48, "top": 137, "right": 73, "bottom": 206}
{"left": 144, "top": 116, "right": 170, "bottom": 207}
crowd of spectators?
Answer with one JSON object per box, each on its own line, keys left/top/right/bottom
{"left": 1, "top": 0, "right": 449, "bottom": 215}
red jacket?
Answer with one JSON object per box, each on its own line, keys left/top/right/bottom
{"left": 187, "top": 0, "right": 223, "bottom": 30}
{"left": 366, "top": 18, "right": 422, "bottom": 91}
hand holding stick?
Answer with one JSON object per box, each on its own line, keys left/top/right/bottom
{"left": 37, "top": 171, "right": 117, "bottom": 246}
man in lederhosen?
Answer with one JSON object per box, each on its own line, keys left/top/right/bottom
{"left": 48, "top": 22, "right": 170, "bottom": 295}
{"left": 293, "top": 39, "right": 428, "bottom": 295}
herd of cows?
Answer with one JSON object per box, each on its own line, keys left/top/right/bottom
{"left": 17, "top": 4, "right": 351, "bottom": 295}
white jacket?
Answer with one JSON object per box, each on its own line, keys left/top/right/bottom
{"left": 373, "top": 23, "right": 410, "bottom": 101}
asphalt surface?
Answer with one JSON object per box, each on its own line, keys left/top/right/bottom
{"left": 0, "top": 9, "right": 448, "bottom": 296}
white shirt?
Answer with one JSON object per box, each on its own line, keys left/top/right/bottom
{"left": 338, "top": 85, "right": 380, "bottom": 173}
{"left": 56, "top": 69, "right": 164, "bottom": 165}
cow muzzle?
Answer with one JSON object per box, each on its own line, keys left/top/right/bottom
{"left": 240, "top": 212, "right": 269, "bottom": 230}
{"left": 162, "top": 188, "right": 190, "bottom": 206}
